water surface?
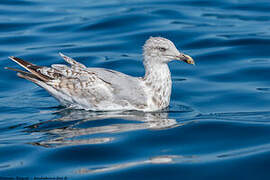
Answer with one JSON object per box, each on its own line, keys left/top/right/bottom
{"left": 1, "top": 0, "right": 270, "bottom": 179}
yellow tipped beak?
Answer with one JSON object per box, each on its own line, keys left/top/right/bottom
{"left": 185, "top": 55, "right": 195, "bottom": 65}
{"left": 177, "top": 54, "right": 195, "bottom": 65}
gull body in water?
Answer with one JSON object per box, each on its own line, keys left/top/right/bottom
{"left": 6, "top": 37, "right": 194, "bottom": 112}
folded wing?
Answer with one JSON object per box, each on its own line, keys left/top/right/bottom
{"left": 6, "top": 53, "right": 147, "bottom": 110}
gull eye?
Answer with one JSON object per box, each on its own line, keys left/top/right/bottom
{"left": 159, "top": 47, "right": 166, "bottom": 52}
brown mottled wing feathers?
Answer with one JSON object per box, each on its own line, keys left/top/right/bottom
{"left": 59, "top": 53, "right": 86, "bottom": 68}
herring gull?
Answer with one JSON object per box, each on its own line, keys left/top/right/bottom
{"left": 5, "top": 37, "right": 194, "bottom": 111}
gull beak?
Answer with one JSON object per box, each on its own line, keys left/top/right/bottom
{"left": 177, "top": 54, "right": 195, "bottom": 65}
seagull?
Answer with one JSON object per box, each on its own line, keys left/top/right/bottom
{"left": 5, "top": 37, "right": 194, "bottom": 112}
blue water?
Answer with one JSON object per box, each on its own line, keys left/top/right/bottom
{"left": 1, "top": 0, "right": 270, "bottom": 179}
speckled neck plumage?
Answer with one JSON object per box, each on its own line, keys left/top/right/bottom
{"left": 143, "top": 55, "right": 172, "bottom": 110}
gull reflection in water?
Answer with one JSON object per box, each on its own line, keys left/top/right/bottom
{"left": 27, "top": 108, "right": 186, "bottom": 147}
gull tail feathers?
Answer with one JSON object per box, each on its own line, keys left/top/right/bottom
{"left": 7, "top": 56, "right": 52, "bottom": 82}
{"left": 4, "top": 66, "right": 40, "bottom": 83}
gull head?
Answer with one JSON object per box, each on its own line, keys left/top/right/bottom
{"left": 143, "top": 37, "right": 194, "bottom": 65}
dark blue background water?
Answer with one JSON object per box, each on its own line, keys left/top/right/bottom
{"left": 1, "top": 0, "right": 270, "bottom": 179}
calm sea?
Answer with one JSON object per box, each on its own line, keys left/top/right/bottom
{"left": 1, "top": 0, "right": 270, "bottom": 179}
